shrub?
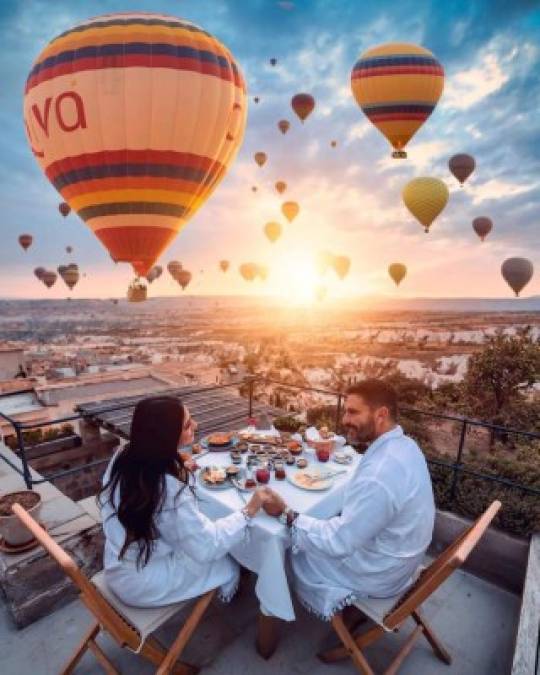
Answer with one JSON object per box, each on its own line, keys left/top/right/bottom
{"left": 273, "top": 415, "right": 302, "bottom": 433}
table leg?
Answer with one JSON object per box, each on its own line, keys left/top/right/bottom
{"left": 255, "top": 611, "right": 280, "bottom": 660}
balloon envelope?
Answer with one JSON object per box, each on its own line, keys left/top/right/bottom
{"left": 315, "top": 250, "right": 333, "bottom": 276}
{"left": 472, "top": 217, "right": 492, "bottom": 242}
{"left": 291, "top": 93, "right": 315, "bottom": 122}
{"left": 239, "top": 262, "right": 258, "bottom": 281}
{"left": 449, "top": 154, "right": 475, "bottom": 185}
{"left": 275, "top": 181, "right": 287, "bottom": 194}
{"left": 167, "top": 260, "right": 182, "bottom": 279}
{"left": 281, "top": 201, "right": 299, "bottom": 222}
{"left": 18, "top": 234, "right": 32, "bottom": 250}
{"left": 402, "top": 177, "right": 449, "bottom": 232}
{"left": 219, "top": 260, "right": 230, "bottom": 272}
{"left": 177, "top": 269, "right": 192, "bottom": 290}
{"left": 66, "top": 246, "right": 73, "bottom": 254}
{"left": 278, "top": 120, "right": 290, "bottom": 134}
{"left": 264, "top": 221, "right": 282, "bottom": 243}
{"left": 63, "top": 268, "right": 80, "bottom": 290}
{"left": 351, "top": 43, "right": 444, "bottom": 157}
{"left": 257, "top": 265, "right": 269, "bottom": 281}
{"left": 501, "top": 258, "right": 534, "bottom": 297}
{"left": 24, "top": 12, "right": 247, "bottom": 278}
{"left": 333, "top": 255, "right": 351, "bottom": 280}
{"left": 42, "top": 270, "right": 57, "bottom": 288}
{"left": 59, "top": 202, "right": 70, "bottom": 217}
{"left": 34, "top": 266, "right": 46, "bottom": 280}
{"left": 389, "top": 263, "right": 407, "bottom": 286}
{"left": 270, "top": 58, "right": 277, "bottom": 66}
{"left": 254, "top": 152, "right": 267, "bottom": 167}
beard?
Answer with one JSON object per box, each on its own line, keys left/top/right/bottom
{"left": 345, "top": 417, "right": 377, "bottom": 444}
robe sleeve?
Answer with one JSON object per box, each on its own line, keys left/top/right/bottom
{"left": 161, "top": 484, "right": 249, "bottom": 563}
{"left": 291, "top": 477, "right": 397, "bottom": 558}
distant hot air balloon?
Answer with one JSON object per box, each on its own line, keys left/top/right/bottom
{"left": 167, "top": 261, "right": 182, "bottom": 279}
{"left": 333, "top": 255, "right": 351, "bottom": 280}
{"left": 63, "top": 267, "right": 80, "bottom": 290}
{"left": 239, "top": 263, "right": 258, "bottom": 281}
{"left": 66, "top": 246, "right": 73, "bottom": 254}
{"left": 254, "top": 96, "right": 260, "bottom": 104}
{"left": 252, "top": 186, "right": 258, "bottom": 192}
{"left": 278, "top": 120, "right": 290, "bottom": 135}
{"left": 145, "top": 265, "right": 161, "bottom": 283}
{"left": 501, "top": 258, "right": 534, "bottom": 297}
{"left": 34, "top": 266, "right": 46, "bottom": 280}
{"left": 57, "top": 264, "right": 68, "bottom": 277}
{"left": 177, "top": 269, "right": 192, "bottom": 290}
{"left": 472, "top": 217, "right": 493, "bottom": 242}
{"left": 219, "top": 260, "right": 230, "bottom": 273}
{"left": 275, "top": 181, "right": 287, "bottom": 194}
{"left": 42, "top": 270, "right": 57, "bottom": 288}
{"left": 59, "top": 202, "right": 70, "bottom": 217}
{"left": 449, "top": 154, "right": 475, "bottom": 186}
{"left": 291, "top": 93, "right": 315, "bottom": 122}
{"left": 18, "top": 234, "right": 32, "bottom": 251}
{"left": 258, "top": 265, "right": 269, "bottom": 281}
{"left": 154, "top": 265, "right": 163, "bottom": 279}
{"left": 330, "top": 140, "right": 337, "bottom": 148}
{"left": 315, "top": 285, "right": 327, "bottom": 302}
{"left": 264, "top": 221, "right": 282, "bottom": 243}
{"left": 254, "top": 152, "right": 267, "bottom": 167}
{"left": 388, "top": 263, "right": 407, "bottom": 286}
{"left": 351, "top": 43, "right": 444, "bottom": 158}
{"left": 282, "top": 201, "right": 299, "bottom": 222}
{"left": 402, "top": 178, "right": 449, "bottom": 233}
{"left": 270, "top": 58, "right": 277, "bottom": 66}
{"left": 24, "top": 12, "right": 247, "bottom": 279}
{"left": 315, "top": 250, "right": 334, "bottom": 276}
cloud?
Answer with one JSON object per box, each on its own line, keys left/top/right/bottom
{"left": 443, "top": 52, "right": 509, "bottom": 110}
{"left": 377, "top": 140, "right": 452, "bottom": 173}
{"left": 471, "top": 178, "right": 538, "bottom": 205}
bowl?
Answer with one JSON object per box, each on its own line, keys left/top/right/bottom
{"left": 0, "top": 490, "right": 42, "bottom": 546}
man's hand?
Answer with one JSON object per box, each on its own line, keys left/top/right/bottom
{"left": 260, "top": 487, "right": 287, "bottom": 517}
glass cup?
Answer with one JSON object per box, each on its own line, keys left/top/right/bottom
{"left": 274, "top": 461, "right": 286, "bottom": 480}
{"left": 316, "top": 448, "right": 330, "bottom": 463}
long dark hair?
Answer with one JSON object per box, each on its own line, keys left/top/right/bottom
{"left": 98, "top": 396, "right": 191, "bottom": 568}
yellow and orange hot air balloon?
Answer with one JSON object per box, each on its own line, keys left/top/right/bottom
{"left": 388, "top": 263, "right": 407, "bottom": 286}
{"left": 239, "top": 262, "right": 258, "bottom": 281}
{"left": 24, "top": 12, "right": 247, "bottom": 279}
{"left": 254, "top": 152, "right": 267, "bottom": 167}
{"left": 333, "top": 255, "right": 351, "bottom": 280}
{"left": 402, "top": 177, "right": 449, "bottom": 233}
{"left": 351, "top": 43, "right": 444, "bottom": 158}
{"left": 282, "top": 201, "right": 299, "bottom": 222}
{"left": 264, "top": 221, "right": 282, "bottom": 243}
{"left": 219, "top": 259, "right": 230, "bottom": 272}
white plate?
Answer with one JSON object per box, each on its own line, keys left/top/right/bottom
{"left": 287, "top": 470, "right": 332, "bottom": 491}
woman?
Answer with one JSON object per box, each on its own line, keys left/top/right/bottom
{"left": 98, "top": 396, "right": 266, "bottom": 607}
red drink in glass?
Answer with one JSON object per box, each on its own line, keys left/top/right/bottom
{"left": 316, "top": 448, "right": 330, "bottom": 462}
{"left": 256, "top": 467, "right": 270, "bottom": 484}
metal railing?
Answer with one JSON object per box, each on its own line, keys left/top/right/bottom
{"left": 0, "top": 376, "right": 539, "bottom": 509}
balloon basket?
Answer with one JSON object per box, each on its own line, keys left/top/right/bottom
{"left": 127, "top": 281, "right": 147, "bottom": 303}
{"left": 392, "top": 150, "right": 407, "bottom": 159}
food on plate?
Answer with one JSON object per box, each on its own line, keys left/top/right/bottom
{"left": 207, "top": 432, "right": 233, "bottom": 447}
{"left": 191, "top": 443, "right": 202, "bottom": 454}
{"left": 291, "top": 470, "right": 331, "bottom": 489}
{"left": 237, "top": 442, "right": 248, "bottom": 453}
{"left": 287, "top": 440, "right": 303, "bottom": 455}
{"left": 296, "top": 458, "right": 308, "bottom": 469}
{"left": 202, "top": 467, "right": 226, "bottom": 484}
{"left": 225, "top": 465, "right": 241, "bottom": 477}
{"left": 334, "top": 451, "right": 353, "bottom": 465}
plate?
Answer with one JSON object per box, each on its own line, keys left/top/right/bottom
{"left": 198, "top": 467, "right": 231, "bottom": 490}
{"left": 287, "top": 470, "right": 332, "bottom": 491}
{"left": 201, "top": 434, "right": 238, "bottom": 451}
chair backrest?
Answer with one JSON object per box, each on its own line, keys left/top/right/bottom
{"left": 384, "top": 500, "right": 502, "bottom": 630}
{"left": 12, "top": 503, "right": 140, "bottom": 647}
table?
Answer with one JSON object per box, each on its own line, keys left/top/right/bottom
{"left": 193, "top": 441, "right": 361, "bottom": 655}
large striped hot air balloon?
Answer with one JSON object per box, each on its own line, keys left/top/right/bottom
{"left": 351, "top": 43, "right": 444, "bottom": 158}
{"left": 24, "top": 13, "right": 247, "bottom": 279}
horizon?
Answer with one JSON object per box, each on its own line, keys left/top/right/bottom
{"left": 1, "top": 1, "right": 539, "bottom": 303}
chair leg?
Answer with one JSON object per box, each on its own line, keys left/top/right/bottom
{"left": 61, "top": 620, "right": 101, "bottom": 675}
{"left": 87, "top": 638, "right": 120, "bottom": 675}
{"left": 326, "top": 613, "right": 376, "bottom": 675}
{"left": 318, "top": 622, "right": 384, "bottom": 663}
{"left": 412, "top": 609, "right": 452, "bottom": 665}
{"left": 383, "top": 624, "right": 423, "bottom": 675}
{"left": 140, "top": 636, "right": 199, "bottom": 675}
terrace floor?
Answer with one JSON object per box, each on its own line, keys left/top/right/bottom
{"left": 1, "top": 566, "right": 520, "bottom": 675}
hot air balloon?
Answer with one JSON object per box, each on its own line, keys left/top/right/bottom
{"left": 315, "top": 250, "right": 334, "bottom": 276}
{"left": 402, "top": 178, "right": 449, "bottom": 233}
{"left": 449, "top": 154, "right": 475, "bottom": 186}
{"left": 278, "top": 120, "right": 290, "bottom": 135}
{"left": 127, "top": 280, "right": 147, "bottom": 302}
{"left": 219, "top": 260, "right": 230, "bottom": 273}
{"left": 66, "top": 246, "right": 73, "bottom": 254}
{"left": 177, "top": 269, "right": 192, "bottom": 290}
{"left": 264, "top": 221, "right": 282, "bottom": 243}
{"left": 34, "top": 266, "right": 45, "bottom": 281}
{"left": 472, "top": 217, "right": 493, "bottom": 242}
{"left": 501, "top": 258, "right": 534, "bottom": 297}
{"left": 145, "top": 265, "right": 161, "bottom": 283}
{"left": 275, "top": 181, "right": 287, "bottom": 194}
{"left": 254, "top": 152, "right": 267, "bottom": 167}
{"left": 330, "top": 140, "right": 337, "bottom": 148}
{"left": 270, "top": 58, "right": 277, "bottom": 66}
{"left": 388, "top": 263, "right": 407, "bottom": 286}
{"left": 154, "top": 265, "right": 163, "bottom": 279}
{"left": 254, "top": 96, "right": 260, "bottom": 104}
{"left": 63, "top": 267, "right": 80, "bottom": 290}
{"left": 57, "top": 264, "right": 68, "bottom": 277}
{"left": 42, "top": 270, "right": 57, "bottom": 288}
{"left": 252, "top": 186, "right": 258, "bottom": 192}
{"left": 282, "top": 201, "right": 299, "bottom": 222}
{"left": 59, "top": 202, "right": 70, "bottom": 217}
{"left": 257, "top": 265, "right": 269, "bottom": 281}
{"left": 24, "top": 12, "right": 247, "bottom": 281}
{"left": 333, "top": 255, "right": 351, "bottom": 280}
{"left": 351, "top": 43, "right": 444, "bottom": 158}
{"left": 239, "top": 263, "right": 258, "bottom": 281}
{"left": 167, "top": 261, "right": 182, "bottom": 280}
{"left": 18, "top": 234, "right": 32, "bottom": 251}
{"left": 315, "top": 285, "right": 327, "bottom": 302}
{"left": 291, "top": 93, "right": 315, "bottom": 122}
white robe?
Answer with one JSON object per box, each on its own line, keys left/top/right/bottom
{"left": 100, "top": 453, "right": 248, "bottom": 608}
{"left": 291, "top": 425, "right": 435, "bottom": 619}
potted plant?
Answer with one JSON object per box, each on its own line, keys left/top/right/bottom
{"left": 0, "top": 491, "right": 41, "bottom": 546}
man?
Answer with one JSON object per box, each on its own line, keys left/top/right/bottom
{"left": 265, "top": 379, "right": 435, "bottom": 620}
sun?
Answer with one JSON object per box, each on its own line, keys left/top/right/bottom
{"left": 271, "top": 250, "right": 321, "bottom": 306}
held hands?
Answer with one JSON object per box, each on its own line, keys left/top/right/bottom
{"left": 245, "top": 487, "right": 287, "bottom": 518}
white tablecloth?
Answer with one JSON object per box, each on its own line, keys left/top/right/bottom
{"left": 194, "top": 446, "right": 361, "bottom": 621}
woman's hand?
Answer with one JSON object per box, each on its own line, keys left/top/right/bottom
{"left": 260, "top": 487, "right": 287, "bottom": 517}
{"left": 244, "top": 488, "right": 269, "bottom": 518}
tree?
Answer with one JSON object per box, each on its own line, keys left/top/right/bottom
{"left": 463, "top": 328, "right": 540, "bottom": 430}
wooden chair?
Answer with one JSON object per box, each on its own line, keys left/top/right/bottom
{"left": 12, "top": 503, "right": 217, "bottom": 675}
{"left": 318, "top": 500, "right": 502, "bottom": 675}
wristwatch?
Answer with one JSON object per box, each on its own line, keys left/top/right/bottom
{"left": 278, "top": 507, "right": 299, "bottom": 527}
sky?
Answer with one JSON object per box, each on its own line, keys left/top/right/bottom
{"left": 0, "top": 0, "right": 539, "bottom": 302}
